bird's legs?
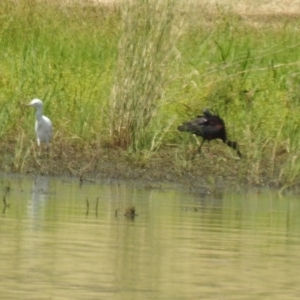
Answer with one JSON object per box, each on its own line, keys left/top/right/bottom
{"left": 36, "top": 144, "right": 50, "bottom": 158}
{"left": 190, "top": 137, "right": 206, "bottom": 160}
{"left": 197, "top": 138, "right": 206, "bottom": 153}
{"left": 43, "top": 143, "right": 50, "bottom": 158}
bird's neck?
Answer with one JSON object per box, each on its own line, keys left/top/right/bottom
{"left": 35, "top": 108, "right": 43, "bottom": 120}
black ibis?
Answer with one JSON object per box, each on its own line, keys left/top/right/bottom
{"left": 178, "top": 109, "right": 242, "bottom": 158}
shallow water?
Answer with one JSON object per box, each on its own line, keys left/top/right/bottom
{"left": 1, "top": 176, "right": 300, "bottom": 299}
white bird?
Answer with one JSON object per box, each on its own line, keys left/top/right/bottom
{"left": 27, "top": 98, "right": 52, "bottom": 151}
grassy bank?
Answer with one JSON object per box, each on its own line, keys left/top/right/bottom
{"left": 0, "top": 0, "right": 300, "bottom": 190}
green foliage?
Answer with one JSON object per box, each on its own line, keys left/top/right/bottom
{"left": 0, "top": 0, "right": 118, "bottom": 144}
{"left": 173, "top": 6, "right": 300, "bottom": 186}
{"left": 109, "top": 0, "right": 183, "bottom": 152}
{"left": 0, "top": 1, "right": 299, "bottom": 186}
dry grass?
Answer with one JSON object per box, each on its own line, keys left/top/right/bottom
{"left": 19, "top": 0, "right": 300, "bottom": 15}
{"left": 109, "top": 0, "right": 184, "bottom": 151}
{"left": 181, "top": 0, "right": 300, "bottom": 29}
{"left": 214, "top": 0, "right": 300, "bottom": 15}
{"left": 208, "top": 0, "right": 297, "bottom": 12}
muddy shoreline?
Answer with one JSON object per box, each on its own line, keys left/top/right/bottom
{"left": 1, "top": 143, "right": 295, "bottom": 195}
{"left": 2, "top": 146, "right": 268, "bottom": 194}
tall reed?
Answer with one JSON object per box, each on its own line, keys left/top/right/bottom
{"left": 110, "top": 0, "right": 185, "bottom": 151}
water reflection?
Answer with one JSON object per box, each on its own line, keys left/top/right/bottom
{"left": 28, "top": 176, "right": 50, "bottom": 221}
{"left": 0, "top": 178, "right": 300, "bottom": 299}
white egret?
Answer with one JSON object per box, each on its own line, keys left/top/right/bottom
{"left": 27, "top": 98, "right": 52, "bottom": 151}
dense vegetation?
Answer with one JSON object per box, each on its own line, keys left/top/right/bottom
{"left": 1, "top": 0, "right": 300, "bottom": 189}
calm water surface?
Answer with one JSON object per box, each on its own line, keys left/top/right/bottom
{"left": 1, "top": 176, "right": 300, "bottom": 299}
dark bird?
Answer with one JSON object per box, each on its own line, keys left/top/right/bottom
{"left": 178, "top": 109, "right": 242, "bottom": 158}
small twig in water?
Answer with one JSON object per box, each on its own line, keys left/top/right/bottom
{"left": 86, "top": 198, "right": 89, "bottom": 216}
{"left": 79, "top": 176, "right": 95, "bottom": 187}
{"left": 4, "top": 184, "right": 10, "bottom": 196}
{"left": 96, "top": 197, "right": 99, "bottom": 218}
{"left": 3, "top": 196, "right": 10, "bottom": 208}
{"left": 79, "top": 176, "right": 84, "bottom": 187}
{"left": 2, "top": 195, "right": 10, "bottom": 214}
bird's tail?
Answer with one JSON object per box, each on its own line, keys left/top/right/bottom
{"left": 226, "top": 140, "right": 242, "bottom": 158}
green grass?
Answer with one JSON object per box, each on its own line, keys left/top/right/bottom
{"left": 109, "top": 0, "right": 183, "bottom": 151}
{"left": 0, "top": 1, "right": 117, "bottom": 141}
{"left": 0, "top": 0, "right": 300, "bottom": 187}
{"left": 171, "top": 6, "right": 300, "bottom": 187}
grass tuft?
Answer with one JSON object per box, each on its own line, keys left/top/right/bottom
{"left": 109, "top": 0, "right": 185, "bottom": 151}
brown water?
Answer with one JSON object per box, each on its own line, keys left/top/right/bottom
{"left": 1, "top": 176, "right": 300, "bottom": 299}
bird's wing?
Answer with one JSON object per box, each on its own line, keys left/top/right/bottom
{"left": 206, "top": 116, "right": 224, "bottom": 129}
{"left": 35, "top": 116, "right": 52, "bottom": 141}
{"left": 43, "top": 116, "right": 52, "bottom": 137}
{"left": 35, "top": 120, "right": 39, "bottom": 134}
{"left": 194, "top": 116, "right": 208, "bottom": 125}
